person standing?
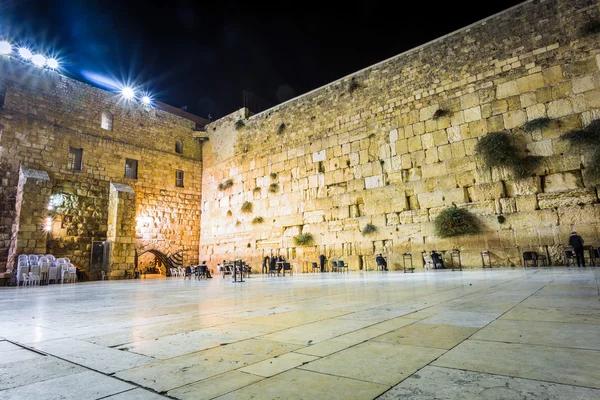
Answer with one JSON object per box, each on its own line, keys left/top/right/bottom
{"left": 262, "top": 256, "right": 270, "bottom": 274}
{"left": 569, "top": 232, "right": 586, "bottom": 267}
{"left": 376, "top": 254, "right": 388, "bottom": 271}
{"left": 319, "top": 254, "right": 326, "bottom": 272}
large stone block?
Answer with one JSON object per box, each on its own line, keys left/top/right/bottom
{"left": 503, "top": 110, "right": 527, "bottom": 129}
{"left": 557, "top": 205, "right": 600, "bottom": 225}
{"left": 515, "top": 195, "right": 538, "bottom": 211}
{"left": 544, "top": 172, "right": 583, "bottom": 193}
{"left": 538, "top": 188, "right": 597, "bottom": 209}
{"left": 547, "top": 99, "right": 573, "bottom": 119}
{"left": 468, "top": 182, "right": 505, "bottom": 202}
{"left": 516, "top": 73, "right": 545, "bottom": 93}
{"left": 497, "top": 80, "right": 518, "bottom": 99}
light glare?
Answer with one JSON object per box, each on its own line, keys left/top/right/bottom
{"left": 121, "top": 87, "right": 135, "bottom": 100}
{"left": 141, "top": 95, "right": 151, "bottom": 105}
{"left": 31, "top": 54, "right": 47, "bottom": 67}
{"left": 46, "top": 58, "right": 59, "bottom": 69}
{"left": 18, "top": 47, "right": 32, "bottom": 59}
{"left": 0, "top": 41, "right": 11, "bottom": 55}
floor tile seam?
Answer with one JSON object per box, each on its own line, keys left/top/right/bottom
{"left": 3, "top": 340, "right": 169, "bottom": 397}
{"left": 165, "top": 369, "right": 264, "bottom": 398}
{"left": 461, "top": 338, "right": 600, "bottom": 353}
{"left": 426, "top": 364, "right": 600, "bottom": 391}
{"left": 494, "top": 317, "right": 600, "bottom": 326}
{"left": 293, "top": 365, "right": 394, "bottom": 388}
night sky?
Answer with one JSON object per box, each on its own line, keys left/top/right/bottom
{"left": 1, "top": 0, "right": 525, "bottom": 119}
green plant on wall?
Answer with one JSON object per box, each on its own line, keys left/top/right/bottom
{"left": 348, "top": 79, "right": 361, "bottom": 93}
{"left": 218, "top": 179, "right": 234, "bottom": 191}
{"left": 434, "top": 206, "right": 481, "bottom": 238}
{"left": 270, "top": 172, "right": 278, "bottom": 180}
{"left": 362, "top": 223, "right": 377, "bottom": 235}
{"left": 226, "top": 210, "right": 232, "bottom": 217}
{"left": 475, "top": 131, "right": 540, "bottom": 180}
{"left": 561, "top": 119, "right": 600, "bottom": 181}
{"left": 253, "top": 187, "right": 261, "bottom": 194}
{"left": 278, "top": 123, "right": 286, "bottom": 134}
{"left": 522, "top": 117, "right": 552, "bottom": 132}
{"left": 293, "top": 233, "right": 314, "bottom": 246}
{"left": 252, "top": 216, "right": 264, "bottom": 224}
{"left": 432, "top": 109, "right": 452, "bottom": 120}
{"left": 269, "top": 183, "right": 279, "bottom": 193}
{"left": 234, "top": 120, "right": 245, "bottom": 130}
{"left": 579, "top": 20, "right": 600, "bottom": 37}
{"left": 241, "top": 201, "right": 253, "bottom": 213}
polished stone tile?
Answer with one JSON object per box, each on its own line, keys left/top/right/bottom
{"left": 30, "top": 338, "right": 155, "bottom": 374}
{"left": 104, "top": 388, "right": 170, "bottom": 399}
{"left": 0, "top": 370, "right": 133, "bottom": 400}
{"left": 240, "top": 352, "right": 318, "bottom": 377}
{"left": 0, "top": 356, "right": 85, "bottom": 391}
{"left": 372, "top": 323, "right": 478, "bottom": 349}
{"left": 472, "top": 319, "right": 600, "bottom": 350}
{"left": 433, "top": 340, "right": 600, "bottom": 388}
{"left": 243, "top": 310, "right": 348, "bottom": 328}
{"left": 295, "top": 327, "right": 390, "bottom": 357}
{"left": 168, "top": 371, "right": 264, "bottom": 400}
{"left": 501, "top": 304, "right": 600, "bottom": 324}
{"left": 300, "top": 341, "right": 445, "bottom": 385}
{"left": 115, "top": 339, "right": 302, "bottom": 392}
{"left": 260, "top": 318, "right": 374, "bottom": 345}
{"left": 419, "top": 311, "right": 499, "bottom": 328}
{"left": 214, "top": 368, "right": 389, "bottom": 400}
{"left": 0, "top": 348, "right": 42, "bottom": 364}
{"left": 378, "top": 366, "right": 600, "bottom": 399}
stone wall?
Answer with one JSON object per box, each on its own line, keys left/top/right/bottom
{"left": 0, "top": 58, "right": 203, "bottom": 279}
{"left": 200, "top": 0, "right": 600, "bottom": 269}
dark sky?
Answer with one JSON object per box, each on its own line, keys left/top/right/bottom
{"left": 1, "top": 0, "right": 525, "bottom": 119}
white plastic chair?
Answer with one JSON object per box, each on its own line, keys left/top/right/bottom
{"left": 48, "top": 266, "right": 58, "bottom": 284}
{"left": 40, "top": 262, "right": 49, "bottom": 284}
{"left": 177, "top": 267, "right": 184, "bottom": 277}
{"left": 28, "top": 254, "right": 38, "bottom": 261}
{"left": 56, "top": 258, "right": 66, "bottom": 265}
{"left": 68, "top": 265, "right": 77, "bottom": 283}
{"left": 22, "top": 273, "right": 31, "bottom": 286}
{"left": 38, "top": 256, "right": 49, "bottom": 263}
{"left": 423, "top": 254, "right": 434, "bottom": 270}
{"left": 17, "top": 265, "right": 29, "bottom": 286}
{"left": 29, "top": 265, "right": 41, "bottom": 285}
{"left": 45, "top": 254, "right": 56, "bottom": 261}
{"left": 101, "top": 271, "right": 107, "bottom": 280}
{"left": 63, "top": 258, "right": 70, "bottom": 263}
{"left": 60, "top": 265, "right": 70, "bottom": 283}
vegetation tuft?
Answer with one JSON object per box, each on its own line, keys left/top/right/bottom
{"left": 269, "top": 183, "right": 279, "bottom": 193}
{"left": 560, "top": 119, "right": 600, "bottom": 146}
{"left": 252, "top": 216, "right": 264, "bottom": 224}
{"left": 241, "top": 201, "right": 253, "bottom": 213}
{"left": 235, "top": 120, "right": 245, "bottom": 130}
{"left": 434, "top": 206, "right": 481, "bottom": 238}
{"left": 278, "top": 123, "right": 286, "bottom": 134}
{"left": 270, "top": 172, "right": 278, "bottom": 180}
{"left": 475, "top": 131, "right": 539, "bottom": 179}
{"left": 226, "top": 210, "right": 232, "bottom": 217}
{"left": 218, "top": 179, "right": 234, "bottom": 191}
{"left": 432, "top": 109, "right": 452, "bottom": 119}
{"left": 585, "top": 148, "right": 600, "bottom": 181}
{"left": 253, "top": 187, "right": 262, "bottom": 194}
{"left": 579, "top": 20, "right": 600, "bottom": 37}
{"left": 293, "top": 233, "right": 314, "bottom": 246}
{"left": 522, "top": 117, "right": 551, "bottom": 132}
{"left": 348, "top": 79, "right": 361, "bottom": 93}
{"left": 512, "top": 156, "right": 543, "bottom": 179}
{"left": 361, "top": 223, "right": 377, "bottom": 235}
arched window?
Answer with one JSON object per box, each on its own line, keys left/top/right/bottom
{"left": 0, "top": 84, "right": 6, "bottom": 107}
{"left": 101, "top": 111, "right": 113, "bottom": 131}
{"left": 175, "top": 139, "right": 183, "bottom": 154}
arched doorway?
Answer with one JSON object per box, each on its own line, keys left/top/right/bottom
{"left": 135, "top": 249, "right": 183, "bottom": 277}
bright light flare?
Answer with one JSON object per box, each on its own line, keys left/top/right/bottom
{"left": 121, "top": 87, "right": 135, "bottom": 100}
{"left": 0, "top": 41, "right": 12, "bottom": 55}
{"left": 18, "top": 47, "right": 32, "bottom": 59}
{"left": 141, "top": 95, "right": 151, "bottom": 105}
{"left": 46, "top": 58, "right": 59, "bottom": 69}
{"left": 44, "top": 217, "right": 53, "bottom": 232}
{"left": 31, "top": 54, "right": 46, "bottom": 67}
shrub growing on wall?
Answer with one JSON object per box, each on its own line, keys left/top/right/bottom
{"left": 278, "top": 123, "right": 286, "bottom": 134}
{"left": 241, "top": 201, "right": 253, "bottom": 213}
{"left": 293, "top": 233, "right": 314, "bottom": 246}
{"left": 218, "top": 179, "right": 233, "bottom": 191}
{"left": 434, "top": 206, "right": 481, "bottom": 238}
{"left": 522, "top": 117, "right": 552, "bottom": 132}
{"left": 432, "top": 109, "right": 451, "bottom": 119}
{"left": 560, "top": 119, "right": 600, "bottom": 181}
{"left": 362, "top": 223, "right": 377, "bottom": 235}
{"left": 252, "top": 216, "right": 264, "bottom": 224}
{"left": 476, "top": 131, "right": 539, "bottom": 179}
{"left": 269, "top": 183, "right": 279, "bottom": 193}
{"left": 234, "top": 120, "right": 245, "bottom": 130}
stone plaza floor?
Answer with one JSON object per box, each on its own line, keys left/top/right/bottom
{"left": 0, "top": 267, "right": 599, "bottom": 399}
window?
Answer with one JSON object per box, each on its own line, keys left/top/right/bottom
{"left": 176, "top": 170, "right": 184, "bottom": 187}
{"left": 67, "top": 147, "right": 83, "bottom": 171}
{"left": 175, "top": 140, "right": 183, "bottom": 154}
{"left": 125, "top": 158, "right": 138, "bottom": 179}
{"left": 0, "top": 84, "right": 6, "bottom": 107}
{"left": 101, "top": 111, "right": 113, "bottom": 131}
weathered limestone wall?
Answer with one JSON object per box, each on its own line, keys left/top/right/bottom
{"left": 201, "top": 0, "right": 600, "bottom": 269}
{"left": 0, "top": 58, "right": 203, "bottom": 279}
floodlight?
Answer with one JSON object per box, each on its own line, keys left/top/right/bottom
{"left": 0, "top": 41, "right": 11, "bottom": 55}
{"left": 121, "top": 87, "right": 135, "bottom": 100}
{"left": 141, "top": 95, "right": 151, "bottom": 105}
{"left": 31, "top": 54, "right": 47, "bottom": 67}
{"left": 46, "top": 58, "right": 59, "bottom": 69}
{"left": 18, "top": 47, "right": 32, "bottom": 59}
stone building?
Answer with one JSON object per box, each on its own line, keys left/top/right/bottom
{"left": 0, "top": 57, "right": 207, "bottom": 282}
{"left": 3, "top": 0, "right": 600, "bottom": 280}
{"left": 200, "top": 0, "right": 600, "bottom": 270}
